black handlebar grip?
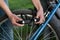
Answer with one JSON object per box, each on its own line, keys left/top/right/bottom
{"left": 17, "top": 20, "right": 25, "bottom": 24}
{"left": 17, "top": 20, "right": 30, "bottom": 24}
{"left": 17, "top": 18, "right": 40, "bottom": 24}
{"left": 34, "top": 18, "right": 40, "bottom": 22}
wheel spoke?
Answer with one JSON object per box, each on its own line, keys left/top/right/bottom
{"left": 41, "top": 31, "right": 53, "bottom": 40}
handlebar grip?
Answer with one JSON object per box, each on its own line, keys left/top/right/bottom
{"left": 34, "top": 18, "right": 40, "bottom": 22}
{"left": 17, "top": 20, "right": 25, "bottom": 24}
{"left": 17, "top": 18, "right": 40, "bottom": 24}
{"left": 17, "top": 20, "right": 30, "bottom": 24}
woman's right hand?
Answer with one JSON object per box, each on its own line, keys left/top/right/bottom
{"left": 8, "top": 13, "right": 24, "bottom": 27}
{"left": 0, "top": 0, "right": 24, "bottom": 26}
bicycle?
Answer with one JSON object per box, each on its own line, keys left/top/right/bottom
{"left": 0, "top": 0, "right": 60, "bottom": 40}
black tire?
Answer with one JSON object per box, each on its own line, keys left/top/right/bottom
{"left": 40, "top": 0, "right": 60, "bottom": 40}
{"left": 49, "top": 15, "right": 60, "bottom": 40}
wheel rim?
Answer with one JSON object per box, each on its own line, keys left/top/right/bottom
{"left": 12, "top": 23, "right": 59, "bottom": 40}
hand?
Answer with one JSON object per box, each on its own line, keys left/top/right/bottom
{"left": 8, "top": 14, "right": 24, "bottom": 26}
{"left": 36, "top": 7, "right": 45, "bottom": 24}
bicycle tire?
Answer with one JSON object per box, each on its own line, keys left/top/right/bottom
{"left": 0, "top": 9, "right": 60, "bottom": 40}
{"left": 49, "top": 15, "right": 60, "bottom": 40}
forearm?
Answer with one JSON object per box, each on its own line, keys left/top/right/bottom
{"left": 0, "top": 0, "right": 12, "bottom": 16}
{"left": 32, "top": 0, "right": 43, "bottom": 10}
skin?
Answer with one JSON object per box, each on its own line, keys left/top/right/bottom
{"left": 32, "top": 0, "right": 45, "bottom": 24}
{"left": 0, "top": 0, "right": 24, "bottom": 26}
{"left": 0, "top": 0, "right": 45, "bottom": 26}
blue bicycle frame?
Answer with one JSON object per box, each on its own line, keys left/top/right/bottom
{"left": 30, "top": 0, "right": 60, "bottom": 40}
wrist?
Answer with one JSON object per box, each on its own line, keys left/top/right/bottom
{"left": 6, "top": 12, "right": 13, "bottom": 17}
{"left": 38, "top": 7, "right": 43, "bottom": 12}
{"left": 37, "top": 6, "right": 43, "bottom": 11}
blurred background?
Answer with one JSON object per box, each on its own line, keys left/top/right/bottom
{"left": 9, "top": 0, "right": 34, "bottom": 10}
{"left": 9, "top": 0, "right": 34, "bottom": 40}
{"left": 8, "top": 0, "right": 60, "bottom": 40}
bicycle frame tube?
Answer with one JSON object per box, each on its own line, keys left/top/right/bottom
{"left": 58, "top": 0, "right": 60, "bottom": 3}
{"left": 30, "top": 2, "right": 60, "bottom": 40}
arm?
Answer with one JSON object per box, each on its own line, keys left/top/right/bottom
{"left": 32, "top": 0, "right": 43, "bottom": 10}
{"left": 32, "top": 0, "right": 45, "bottom": 24}
{"left": 0, "top": 0, "right": 24, "bottom": 26}
{"left": 0, "top": 0, "right": 12, "bottom": 16}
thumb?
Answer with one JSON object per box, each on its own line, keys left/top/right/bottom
{"left": 17, "top": 17, "right": 22, "bottom": 20}
{"left": 36, "top": 15, "right": 39, "bottom": 18}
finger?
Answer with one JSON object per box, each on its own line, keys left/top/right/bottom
{"left": 39, "top": 16, "right": 45, "bottom": 24}
{"left": 36, "top": 19, "right": 42, "bottom": 24}
{"left": 17, "top": 17, "right": 22, "bottom": 20}
{"left": 40, "top": 19, "right": 45, "bottom": 24}
{"left": 16, "top": 17, "right": 23, "bottom": 23}
{"left": 36, "top": 18, "right": 45, "bottom": 24}
{"left": 14, "top": 22, "right": 24, "bottom": 27}
{"left": 36, "top": 20, "right": 43, "bottom": 24}
{"left": 35, "top": 16, "right": 40, "bottom": 24}
{"left": 12, "top": 19, "right": 24, "bottom": 26}
{"left": 36, "top": 15, "right": 39, "bottom": 18}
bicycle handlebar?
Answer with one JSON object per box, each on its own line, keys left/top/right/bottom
{"left": 17, "top": 18, "right": 40, "bottom": 24}
{"left": 0, "top": 9, "right": 36, "bottom": 22}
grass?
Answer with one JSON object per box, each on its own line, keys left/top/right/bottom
{"left": 7, "top": 0, "right": 56, "bottom": 40}
{"left": 9, "top": 0, "right": 34, "bottom": 10}
{"left": 8, "top": 0, "right": 34, "bottom": 40}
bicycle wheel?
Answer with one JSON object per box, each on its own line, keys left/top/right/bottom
{"left": 13, "top": 16, "right": 59, "bottom": 40}
{"left": 12, "top": 9, "right": 59, "bottom": 40}
{"left": 49, "top": 15, "right": 60, "bottom": 40}
{"left": 47, "top": 0, "right": 60, "bottom": 40}
{"left": 0, "top": 8, "right": 60, "bottom": 40}
{"left": 36, "top": 24, "right": 59, "bottom": 40}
